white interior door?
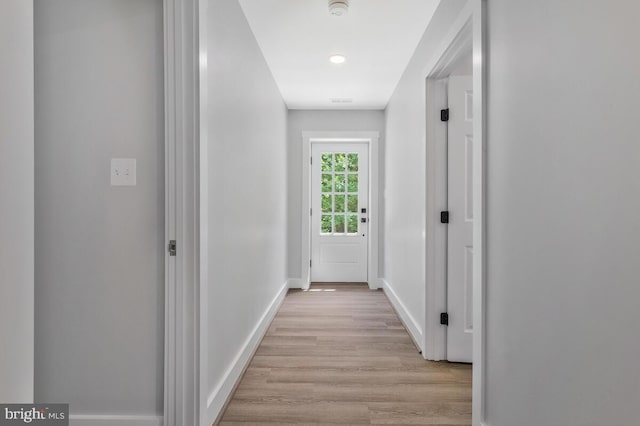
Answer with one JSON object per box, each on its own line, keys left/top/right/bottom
{"left": 447, "top": 75, "right": 474, "bottom": 362}
{"left": 311, "top": 143, "right": 369, "bottom": 282}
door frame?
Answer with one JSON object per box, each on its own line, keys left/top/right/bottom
{"left": 163, "top": 0, "right": 204, "bottom": 425}
{"left": 423, "top": 1, "right": 486, "bottom": 425}
{"left": 301, "top": 131, "right": 380, "bottom": 290}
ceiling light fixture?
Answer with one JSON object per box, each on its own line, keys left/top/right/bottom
{"left": 329, "top": 54, "right": 346, "bottom": 64}
{"left": 328, "top": 0, "right": 349, "bottom": 17}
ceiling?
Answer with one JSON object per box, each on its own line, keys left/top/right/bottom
{"left": 238, "top": 0, "right": 441, "bottom": 110}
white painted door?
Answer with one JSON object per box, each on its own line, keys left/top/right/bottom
{"left": 311, "top": 143, "right": 369, "bottom": 282}
{"left": 447, "top": 75, "right": 474, "bottom": 362}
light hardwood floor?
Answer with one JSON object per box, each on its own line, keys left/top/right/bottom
{"left": 218, "top": 283, "right": 471, "bottom": 425}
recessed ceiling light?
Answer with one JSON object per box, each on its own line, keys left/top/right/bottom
{"left": 329, "top": 54, "right": 346, "bottom": 64}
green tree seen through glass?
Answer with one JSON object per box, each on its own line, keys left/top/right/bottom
{"left": 334, "top": 215, "right": 345, "bottom": 233}
{"left": 348, "top": 215, "right": 358, "bottom": 233}
{"left": 334, "top": 153, "right": 346, "bottom": 172}
{"left": 321, "top": 215, "right": 332, "bottom": 233}
{"left": 322, "top": 194, "right": 332, "bottom": 213}
{"left": 322, "top": 174, "right": 332, "bottom": 192}
{"left": 321, "top": 153, "right": 332, "bottom": 171}
{"left": 347, "top": 174, "right": 358, "bottom": 192}
{"left": 334, "top": 174, "right": 345, "bottom": 192}
{"left": 347, "top": 153, "right": 358, "bottom": 172}
{"left": 334, "top": 195, "right": 345, "bottom": 212}
{"left": 347, "top": 195, "right": 358, "bottom": 212}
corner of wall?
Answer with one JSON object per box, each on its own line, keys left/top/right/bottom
{"left": 287, "top": 278, "right": 303, "bottom": 289}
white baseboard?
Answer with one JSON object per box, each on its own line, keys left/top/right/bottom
{"left": 286, "top": 278, "right": 302, "bottom": 289}
{"left": 205, "top": 280, "right": 289, "bottom": 425}
{"left": 380, "top": 278, "right": 424, "bottom": 353}
{"left": 68, "top": 415, "right": 162, "bottom": 426}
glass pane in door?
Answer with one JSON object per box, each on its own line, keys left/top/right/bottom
{"left": 318, "top": 151, "right": 362, "bottom": 235}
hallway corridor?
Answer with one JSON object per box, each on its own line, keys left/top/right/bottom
{"left": 219, "top": 283, "right": 471, "bottom": 425}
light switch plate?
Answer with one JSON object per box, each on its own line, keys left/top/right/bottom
{"left": 111, "top": 158, "right": 136, "bottom": 186}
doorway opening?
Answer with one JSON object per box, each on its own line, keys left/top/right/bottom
{"left": 301, "top": 132, "right": 380, "bottom": 290}
{"left": 423, "top": 2, "right": 486, "bottom": 425}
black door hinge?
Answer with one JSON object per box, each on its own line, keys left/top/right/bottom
{"left": 440, "top": 312, "right": 449, "bottom": 326}
{"left": 310, "top": 259, "right": 312, "bottom": 268}
{"left": 440, "top": 211, "right": 450, "bottom": 224}
{"left": 168, "top": 240, "right": 177, "bottom": 256}
{"left": 440, "top": 108, "right": 449, "bottom": 122}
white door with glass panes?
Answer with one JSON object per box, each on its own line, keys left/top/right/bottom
{"left": 311, "top": 143, "right": 369, "bottom": 282}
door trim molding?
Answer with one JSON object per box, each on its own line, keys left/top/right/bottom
{"left": 424, "top": 3, "right": 473, "bottom": 361}
{"left": 301, "top": 131, "right": 380, "bottom": 290}
{"left": 423, "top": 1, "right": 486, "bottom": 425}
{"left": 163, "top": 1, "right": 202, "bottom": 425}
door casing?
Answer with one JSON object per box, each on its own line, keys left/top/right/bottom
{"left": 300, "top": 131, "right": 380, "bottom": 290}
{"left": 163, "top": 0, "right": 203, "bottom": 425}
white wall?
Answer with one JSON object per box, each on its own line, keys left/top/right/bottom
{"left": 287, "top": 110, "right": 385, "bottom": 281}
{"left": 383, "top": 0, "right": 468, "bottom": 340}
{"left": 205, "top": 0, "right": 288, "bottom": 421}
{"left": 485, "top": 1, "right": 640, "bottom": 424}
{"left": 0, "top": 0, "right": 34, "bottom": 403}
{"left": 34, "top": 0, "right": 165, "bottom": 417}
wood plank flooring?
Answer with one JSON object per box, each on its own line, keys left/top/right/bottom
{"left": 218, "top": 283, "right": 471, "bottom": 425}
